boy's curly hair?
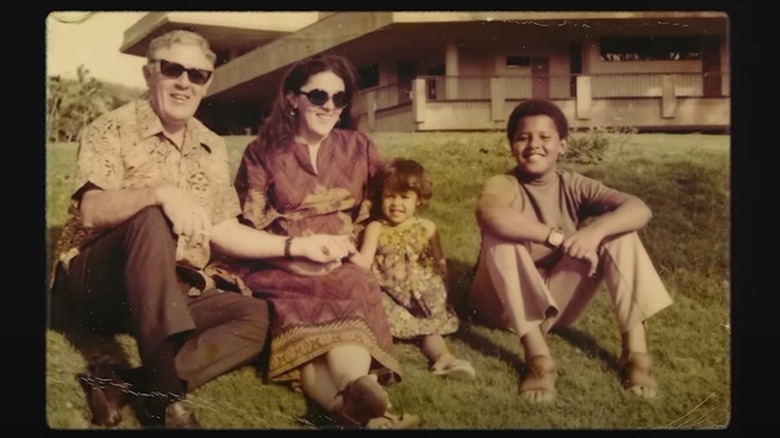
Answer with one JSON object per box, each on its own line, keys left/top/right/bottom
{"left": 506, "top": 99, "right": 569, "bottom": 142}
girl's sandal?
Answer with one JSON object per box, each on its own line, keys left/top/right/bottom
{"left": 518, "top": 355, "right": 558, "bottom": 402}
{"left": 431, "top": 356, "right": 477, "bottom": 380}
{"left": 620, "top": 352, "right": 657, "bottom": 398}
{"left": 332, "top": 375, "right": 389, "bottom": 428}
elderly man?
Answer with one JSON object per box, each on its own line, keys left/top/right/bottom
{"left": 48, "top": 29, "right": 355, "bottom": 429}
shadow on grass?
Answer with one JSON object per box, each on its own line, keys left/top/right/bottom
{"left": 298, "top": 398, "right": 339, "bottom": 430}
{"left": 446, "top": 258, "right": 620, "bottom": 375}
{"left": 445, "top": 258, "right": 476, "bottom": 322}
{"left": 46, "top": 225, "right": 64, "bottom": 283}
{"left": 552, "top": 327, "right": 620, "bottom": 372}
{"left": 446, "top": 259, "right": 527, "bottom": 376}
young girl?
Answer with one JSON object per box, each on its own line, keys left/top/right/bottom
{"left": 351, "top": 158, "right": 476, "bottom": 380}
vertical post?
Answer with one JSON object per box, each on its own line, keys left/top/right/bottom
{"left": 412, "top": 78, "right": 427, "bottom": 127}
{"left": 445, "top": 43, "right": 459, "bottom": 99}
{"left": 490, "top": 77, "right": 505, "bottom": 123}
{"left": 575, "top": 75, "right": 592, "bottom": 120}
{"left": 662, "top": 74, "right": 677, "bottom": 118}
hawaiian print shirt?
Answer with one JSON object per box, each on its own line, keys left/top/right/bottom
{"left": 52, "top": 99, "right": 241, "bottom": 292}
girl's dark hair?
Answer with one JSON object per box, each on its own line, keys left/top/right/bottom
{"left": 505, "top": 99, "right": 569, "bottom": 142}
{"left": 379, "top": 158, "right": 433, "bottom": 209}
{"left": 254, "top": 54, "right": 360, "bottom": 157}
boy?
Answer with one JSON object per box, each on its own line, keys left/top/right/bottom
{"left": 469, "top": 99, "right": 673, "bottom": 402}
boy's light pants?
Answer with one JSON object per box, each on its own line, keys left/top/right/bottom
{"left": 469, "top": 231, "right": 673, "bottom": 338}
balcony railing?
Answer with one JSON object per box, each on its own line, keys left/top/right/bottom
{"left": 351, "top": 72, "right": 730, "bottom": 131}
{"left": 352, "top": 82, "right": 412, "bottom": 116}
{"left": 410, "top": 72, "right": 730, "bottom": 102}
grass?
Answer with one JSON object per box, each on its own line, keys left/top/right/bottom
{"left": 45, "top": 131, "right": 730, "bottom": 429}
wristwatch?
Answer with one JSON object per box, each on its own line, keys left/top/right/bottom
{"left": 546, "top": 227, "right": 565, "bottom": 248}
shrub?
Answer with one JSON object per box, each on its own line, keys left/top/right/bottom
{"left": 564, "top": 125, "right": 637, "bottom": 165}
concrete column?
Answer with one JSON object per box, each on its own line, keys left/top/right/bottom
{"left": 575, "top": 75, "right": 592, "bottom": 120}
{"left": 445, "top": 43, "right": 459, "bottom": 99}
{"left": 412, "top": 78, "right": 427, "bottom": 125}
{"left": 490, "top": 77, "right": 505, "bottom": 122}
{"left": 366, "top": 90, "right": 376, "bottom": 132}
{"left": 661, "top": 74, "right": 677, "bottom": 119}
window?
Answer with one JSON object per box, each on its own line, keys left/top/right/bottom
{"left": 506, "top": 56, "right": 531, "bottom": 68}
{"left": 357, "top": 63, "right": 379, "bottom": 89}
{"left": 599, "top": 37, "right": 700, "bottom": 61}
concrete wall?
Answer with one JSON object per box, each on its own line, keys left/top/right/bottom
{"left": 374, "top": 104, "right": 416, "bottom": 132}
{"left": 417, "top": 101, "right": 503, "bottom": 131}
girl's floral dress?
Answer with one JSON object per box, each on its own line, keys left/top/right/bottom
{"left": 371, "top": 218, "right": 460, "bottom": 339}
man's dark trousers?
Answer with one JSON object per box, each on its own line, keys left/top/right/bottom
{"left": 49, "top": 206, "right": 269, "bottom": 393}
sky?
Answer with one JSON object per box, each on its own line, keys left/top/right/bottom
{"left": 46, "top": 12, "right": 148, "bottom": 88}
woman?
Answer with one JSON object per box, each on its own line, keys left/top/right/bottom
{"left": 228, "top": 54, "right": 419, "bottom": 429}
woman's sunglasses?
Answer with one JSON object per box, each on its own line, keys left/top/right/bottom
{"left": 152, "top": 59, "right": 213, "bottom": 85}
{"left": 296, "top": 89, "right": 350, "bottom": 109}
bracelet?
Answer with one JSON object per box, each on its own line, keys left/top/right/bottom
{"left": 284, "top": 236, "right": 293, "bottom": 259}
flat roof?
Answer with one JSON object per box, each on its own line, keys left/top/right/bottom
{"left": 120, "top": 11, "right": 322, "bottom": 57}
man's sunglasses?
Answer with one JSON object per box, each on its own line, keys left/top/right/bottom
{"left": 152, "top": 59, "right": 213, "bottom": 85}
{"left": 296, "top": 89, "right": 350, "bottom": 109}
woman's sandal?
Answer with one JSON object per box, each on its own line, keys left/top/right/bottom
{"left": 431, "top": 356, "right": 476, "bottom": 380}
{"left": 518, "top": 355, "right": 558, "bottom": 402}
{"left": 620, "top": 352, "right": 657, "bottom": 398}
{"left": 332, "top": 375, "right": 389, "bottom": 428}
{"left": 365, "top": 411, "right": 421, "bottom": 429}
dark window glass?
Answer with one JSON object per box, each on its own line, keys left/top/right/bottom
{"left": 599, "top": 37, "right": 701, "bottom": 61}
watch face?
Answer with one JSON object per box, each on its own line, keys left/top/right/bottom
{"left": 549, "top": 230, "right": 564, "bottom": 246}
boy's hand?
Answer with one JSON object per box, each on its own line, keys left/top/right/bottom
{"left": 561, "top": 228, "right": 604, "bottom": 277}
{"left": 584, "top": 251, "right": 599, "bottom": 277}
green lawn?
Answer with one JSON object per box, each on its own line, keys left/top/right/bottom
{"left": 45, "top": 131, "right": 730, "bottom": 429}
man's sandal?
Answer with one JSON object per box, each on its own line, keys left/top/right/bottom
{"left": 620, "top": 352, "right": 657, "bottom": 398}
{"left": 331, "top": 375, "right": 389, "bottom": 428}
{"left": 518, "top": 355, "right": 558, "bottom": 402}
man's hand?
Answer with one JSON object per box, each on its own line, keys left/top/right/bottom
{"left": 155, "top": 184, "right": 212, "bottom": 247}
{"left": 292, "top": 234, "right": 356, "bottom": 263}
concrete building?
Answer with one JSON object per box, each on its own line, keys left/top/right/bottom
{"left": 121, "top": 11, "right": 730, "bottom": 134}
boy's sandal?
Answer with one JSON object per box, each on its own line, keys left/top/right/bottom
{"left": 518, "top": 355, "right": 558, "bottom": 401}
{"left": 365, "top": 411, "right": 422, "bottom": 429}
{"left": 431, "top": 357, "right": 477, "bottom": 380}
{"left": 332, "top": 375, "right": 389, "bottom": 428}
{"left": 620, "top": 352, "right": 657, "bottom": 397}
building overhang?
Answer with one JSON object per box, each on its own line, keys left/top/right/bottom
{"left": 119, "top": 11, "right": 728, "bottom": 105}
{"left": 201, "top": 11, "right": 728, "bottom": 103}
{"left": 120, "top": 11, "right": 321, "bottom": 58}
